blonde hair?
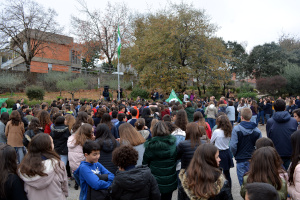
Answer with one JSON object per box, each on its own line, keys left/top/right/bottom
{"left": 65, "top": 114, "right": 75, "bottom": 132}
{"left": 119, "top": 123, "right": 145, "bottom": 146}
{"left": 150, "top": 119, "right": 159, "bottom": 133}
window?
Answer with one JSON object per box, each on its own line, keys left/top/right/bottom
{"left": 71, "top": 50, "right": 80, "bottom": 64}
{"left": 48, "top": 63, "right": 52, "bottom": 71}
{"left": 71, "top": 67, "right": 81, "bottom": 72}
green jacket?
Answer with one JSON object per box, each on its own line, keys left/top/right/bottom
{"left": 240, "top": 175, "right": 287, "bottom": 200}
{"left": 185, "top": 107, "right": 195, "bottom": 122}
{"left": 143, "top": 135, "right": 177, "bottom": 194}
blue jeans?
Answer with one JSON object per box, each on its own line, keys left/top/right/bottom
{"left": 257, "top": 111, "right": 264, "bottom": 124}
{"left": 237, "top": 112, "right": 241, "bottom": 123}
{"left": 282, "top": 158, "right": 291, "bottom": 171}
{"left": 236, "top": 161, "right": 250, "bottom": 186}
{"left": 15, "top": 147, "right": 26, "bottom": 164}
{"left": 207, "top": 118, "right": 216, "bottom": 130}
{"left": 265, "top": 114, "right": 271, "bottom": 122}
{"left": 60, "top": 155, "right": 68, "bottom": 166}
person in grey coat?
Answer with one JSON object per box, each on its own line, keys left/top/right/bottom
{"left": 226, "top": 101, "right": 236, "bottom": 126}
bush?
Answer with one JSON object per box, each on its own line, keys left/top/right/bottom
{"left": 237, "top": 92, "right": 257, "bottom": 99}
{"left": 26, "top": 86, "right": 45, "bottom": 100}
{"left": 5, "top": 98, "right": 15, "bottom": 108}
{"left": 130, "top": 88, "right": 149, "bottom": 99}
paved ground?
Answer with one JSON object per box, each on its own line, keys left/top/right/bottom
{"left": 67, "top": 124, "right": 267, "bottom": 200}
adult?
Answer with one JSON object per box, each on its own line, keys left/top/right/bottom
{"left": 184, "top": 102, "right": 195, "bottom": 122}
{"left": 267, "top": 99, "right": 298, "bottom": 170}
{"left": 230, "top": 108, "right": 262, "bottom": 186}
{"left": 204, "top": 101, "right": 217, "bottom": 132}
{"left": 257, "top": 98, "right": 265, "bottom": 125}
{"left": 288, "top": 130, "right": 300, "bottom": 199}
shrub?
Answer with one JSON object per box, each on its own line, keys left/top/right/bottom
{"left": 130, "top": 88, "right": 149, "bottom": 99}
{"left": 5, "top": 98, "right": 15, "bottom": 108}
{"left": 26, "top": 86, "right": 45, "bottom": 100}
{"left": 237, "top": 92, "right": 257, "bottom": 99}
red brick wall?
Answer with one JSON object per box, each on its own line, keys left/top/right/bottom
{"left": 32, "top": 40, "right": 70, "bottom": 61}
{"left": 30, "top": 61, "right": 48, "bottom": 73}
{"left": 52, "top": 65, "right": 69, "bottom": 72}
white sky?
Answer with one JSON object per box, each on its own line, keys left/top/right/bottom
{"left": 6, "top": 0, "right": 300, "bottom": 52}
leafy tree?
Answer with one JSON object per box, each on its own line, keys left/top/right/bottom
{"left": 246, "top": 42, "right": 289, "bottom": 79}
{"left": 56, "top": 78, "right": 88, "bottom": 99}
{"left": 283, "top": 64, "right": 300, "bottom": 95}
{"left": 0, "top": 0, "right": 62, "bottom": 72}
{"left": 0, "top": 72, "right": 25, "bottom": 95}
{"left": 256, "top": 75, "right": 287, "bottom": 96}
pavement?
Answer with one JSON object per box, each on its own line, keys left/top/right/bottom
{"left": 67, "top": 124, "right": 267, "bottom": 200}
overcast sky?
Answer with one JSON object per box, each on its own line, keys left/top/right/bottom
{"left": 7, "top": 0, "right": 300, "bottom": 52}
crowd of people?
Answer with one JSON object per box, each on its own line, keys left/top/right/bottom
{"left": 0, "top": 92, "right": 300, "bottom": 200}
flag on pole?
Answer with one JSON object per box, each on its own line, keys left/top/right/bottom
{"left": 117, "top": 26, "right": 121, "bottom": 58}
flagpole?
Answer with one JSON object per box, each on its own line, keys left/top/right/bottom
{"left": 118, "top": 56, "right": 120, "bottom": 101}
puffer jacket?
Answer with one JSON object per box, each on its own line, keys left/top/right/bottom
{"left": 111, "top": 165, "right": 161, "bottom": 200}
{"left": 96, "top": 138, "right": 120, "bottom": 174}
{"left": 218, "top": 104, "right": 227, "bottom": 113}
{"left": 288, "top": 163, "right": 300, "bottom": 200}
{"left": 67, "top": 134, "right": 85, "bottom": 172}
{"left": 50, "top": 125, "right": 71, "bottom": 155}
{"left": 185, "top": 107, "right": 195, "bottom": 122}
{"left": 205, "top": 105, "right": 217, "bottom": 119}
{"left": 23, "top": 129, "right": 44, "bottom": 147}
{"left": 177, "top": 139, "right": 207, "bottom": 169}
{"left": 143, "top": 135, "right": 177, "bottom": 194}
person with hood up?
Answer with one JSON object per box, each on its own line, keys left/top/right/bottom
{"left": 230, "top": 107, "right": 262, "bottom": 186}
{"left": 18, "top": 134, "right": 68, "bottom": 200}
{"left": 50, "top": 116, "right": 71, "bottom": 166}
{"left": 218, "top": 100, "right": 227, "bottom": 113}
{"left": 205, "top": 101, "right": 218, "bottom": 131}
{"left": 267, "top": 99, "right": 298, "bottom": 170}
{"left": 184, "top": 102, "right": 195, "bottom": 122}
{"left": 111, "top": 145, "right": 161, "bottom": 200}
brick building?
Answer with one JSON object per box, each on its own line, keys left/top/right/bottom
{"left": 1, "top": 29, "right": 82, "bottom": 73}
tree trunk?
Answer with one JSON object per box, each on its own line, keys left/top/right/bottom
{"left": 203, "top": 85, "right": 206, "bottom": 94}
{"left": 72, "top": 92, "right": 75, "bottom": 100}
{"left": 197, "top": 86, "right": 201, "bottom": 97}
{"left": 223, "top": 83, "right": 226, "bottom": 96}
{"left": 10, "top": 88, "right": 13, "bottom": 96}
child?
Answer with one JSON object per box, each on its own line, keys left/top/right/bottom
{"left": 245, "top": 182, "right": 279, "bottom": 200}
{"left": 25, "top": 109, "right": 34, "bottom": 123}
{"left": 23, "top": 117, "right": 43, "bottom": 148}
{"left": 135, "top": 118, "right": 151, "bottom": 140}
{"left": 74, "top": 141, "right": 114, "bottom": 200}
{"left": 111, "top": 145, "right": 160, "bottom": 199}
{"left": 50, "top": 116, "right": 71, "bottom": 166}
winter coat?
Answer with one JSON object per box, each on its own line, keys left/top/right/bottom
{"left": 230, "top": 121, "right": 262, "bottom": 162}
{"left": 286, "top": 105, "right": 298, "bottom": 116}
{"left": 67, "top": 134, "right": 85, "bottom": 172}
{"left": 240, "top": 175, "right": 287, "bottom": 200}
{"left": 111, "top": 165, "right": 161, "bottom": 200}
{"left": 185, "top": 107, "right": 195, "bottom": 122}
{"left": 179, "top": 170, "right": 232, "bottom": 200}
{"left": 225, "top": 106, "right": 235, "bottom": 121}
{"left": 18, "top": 159, "right": 68, "bottom": 200}
{"left": 110, "top": 125, "right": 119, "bottom": 139}
{"left": 177, "top": 139, "right": 207, "bottom": 169}
{"left": 23, "top": 129, "right": 44, "bottom": 147}
{"left": 0, "top": 174, "right": 28, "bottom": 200}
{"left": 142, "top": 135, "right": 177, "bottom": 194}
{"left": 96, "top": 138, "right": 120, "bottom": 174}
{"left": 143, "top": 116, "right": 153, "bottom": 129}
{"left": 50, "top": 125, "right": 71, "bottom": 155}
{"left": 288, "top": 163, "right": 300, "bottom": 200}
{"left": 171, "top": 128, "right": 186, "bottom": 146}
{"left": 43, "top": 123, "right": 51, "bottom": 135}
{"left": 138, "top": 129, "right": 151, "bottom": 140}
{"left": 5, "top": 121, "right": 25, "bottom": 147}
{"left": 0, "top": 121, "right": 7, "bottom": 143}
{"left": 205, "top": 105, "right": 217, "bottom": 119}
{"left": 267, "top": 111, "right": 298, "bottom": 158}
{"left": 134, "top": 143, "right": 145, "bottom": 166}
{"left": 218, "top": 104, "right": 227, "bottom": 113}
{"left": 263, "top": 103, "right": 273, "bottom": 115}
{"left": 74, "top": 161, "right": 114, "bottom": 200}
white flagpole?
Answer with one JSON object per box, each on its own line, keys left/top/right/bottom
{"left": 118, "top": 57, "right": 120, "bottom": 101}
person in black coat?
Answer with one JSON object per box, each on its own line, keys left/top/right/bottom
{"left": 0, "top": 144, "right": 28, "bottom": 200}
{"left": 111, "top": 145, "right": 161, "bottom": 200}
{"left": 95, "top": 124, "right": 119, "bottom": 174}
{"left": 141, "top": 108, "right": 153, "bottom": 129}
{"left": 23, "top": 117, "right": 43, "bottom": 147}
{"left": 50, "top": 116, "right": 70, "bottom": 166}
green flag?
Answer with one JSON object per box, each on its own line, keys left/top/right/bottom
{"left": 117, "top": 26, "right": 121, "bottom": 58}
{"left": 166, "top": 89, "right": 182, "bottom": 104}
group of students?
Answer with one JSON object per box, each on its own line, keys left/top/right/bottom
{"left": 0, "top": 96, "right": 299, "bottom": 200}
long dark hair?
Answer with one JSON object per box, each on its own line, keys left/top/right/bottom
{"left": 193, "top": 111, "right": 208, "bottom": 129}
{"left": 216, "top": 115, "right": 232, "bottom": 137}
{"left": 289, "top": 130, "right": 300, "bottom": 184}
{"left": 185, "top": 122, "right": 203, "bottom": 148}
{"left": 0, "top": 144, "right": 17, "bottom": 198}
{"left": 37, "top": 110, "right": 51, "bottom": 129}
{"left": 19, "top": 134, "right": 61, "bottom": 177}
{"left": 100, "top": 113, "right": 113, "bottom": 130}
{"left": 141, "top": 108, "right": 151, "bottom": 118}
{"left": 95, "top": 124, "right": 117, "bottom": 148}
{"left": 28, "top": 117, "right": 42, "bottom": 134}
{"left": 186, "top": 144, "right": 221, "bottom": 198}
{"left": 247, "top": 147, "right": 283, "bottom": 190}
{"left": 72, "top": 111, "right": 88, "bottom": 132}
{"left": 175, "top": 110, "right": 188, "bottom": 131}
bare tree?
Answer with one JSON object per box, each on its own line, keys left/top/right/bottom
{"left": 0, "top": 0, "right": 62, "bottom": 71}
{"left": 71, "top": 0, "right": 131, "bottom": 71}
